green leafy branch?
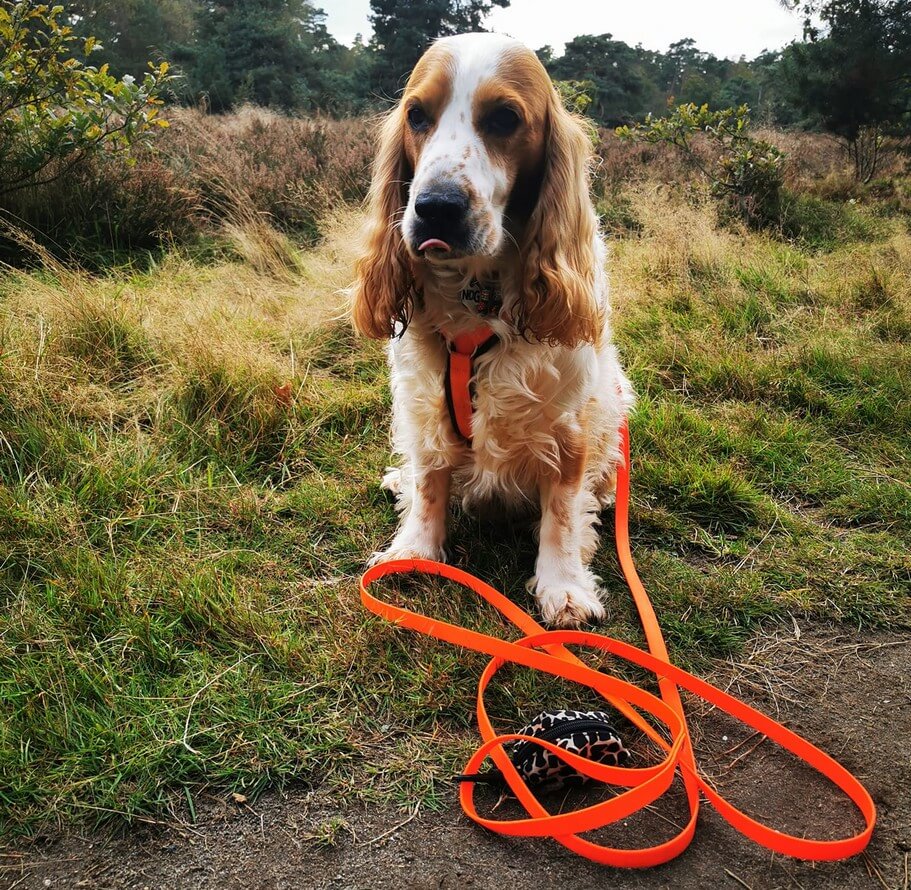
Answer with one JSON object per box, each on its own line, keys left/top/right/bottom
{"left": 0, "top": 1, "right": 173, "bottom": 197}
{"left": 618, "top": 103, "right": 786, "bottom": 227}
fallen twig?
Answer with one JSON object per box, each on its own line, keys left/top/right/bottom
{"left": 724, "top": 735, "right": 767, "bottom": 773}
{"left": 724, "top": 867, "right": 753, "bottom": 889}
{"left": 361, "top": 804, "right": 419, "bottom": 846}
{"left": 862, "top": 852, "right": 891, "bottom": 890}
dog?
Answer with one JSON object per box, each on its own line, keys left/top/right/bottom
{"left": 350, "top": 32, "right": 633, "bottom": 628}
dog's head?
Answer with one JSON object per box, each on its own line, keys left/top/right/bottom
{"left": 352, "top": 32, "right": 600, "bottom": 346}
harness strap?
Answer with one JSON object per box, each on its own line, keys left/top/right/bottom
{"left": 443, "top": 327, "right": 498, "bottom": 444}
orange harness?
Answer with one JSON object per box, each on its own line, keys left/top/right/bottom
{"left": 359, "top": 422, "right": 876, "bottom": 867}
{"left": 443, "top": 326, "right": 498, "bottom": 443}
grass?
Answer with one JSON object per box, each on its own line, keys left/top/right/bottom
{"left": 1, "top": 187, "right": 909, "bottom": 837}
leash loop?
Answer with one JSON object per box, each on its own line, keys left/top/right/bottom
{"left": 359, "top": 423, "right": 876, "bottom": 867}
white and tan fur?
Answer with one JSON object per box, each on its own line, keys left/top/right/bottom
{"left": 350, "top": 33, "right": 633, "bottom": 627}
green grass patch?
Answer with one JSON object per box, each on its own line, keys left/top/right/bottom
{"left": 778, "top": 191, "right": 887, "bottom": 252}
{"left": 1, "top": 205, "right": 910, "bottom": 837}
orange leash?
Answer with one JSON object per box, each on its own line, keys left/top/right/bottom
{"left": 359, "top": 423, "right": 876, "bottom": 867}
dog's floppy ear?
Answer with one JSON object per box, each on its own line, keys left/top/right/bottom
{"left": 516, "top": 90, "right": 602, "bottom": 347}
{"left": 350, "top": 109, "right": 414, "bottom": 339}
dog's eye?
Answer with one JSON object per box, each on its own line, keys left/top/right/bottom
{"left": 483, "top": 106, "right": 521, "bottom": 137}
{"left": 407, "top": 105, "right": 430, "bottom": 132}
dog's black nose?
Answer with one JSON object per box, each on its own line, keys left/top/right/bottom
{"left": 414, "top": 186, "right": 469, "bottom": 224}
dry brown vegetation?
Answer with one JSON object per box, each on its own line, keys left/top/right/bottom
{"left": 596, "top": 127, "right": 909, "bottom": 206}
{"left": 5, "top": 102, "right": 905, "bottom": 269}
{"left": 1, "top": 107, "right": 376, "bottom": 263}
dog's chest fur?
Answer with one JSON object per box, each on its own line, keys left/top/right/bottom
{"left": 388, "top": 316, "right": 602, "bottom": 507}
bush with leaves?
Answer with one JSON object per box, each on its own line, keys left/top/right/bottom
{"left": 0, "top": 1, "right": 171, "bottom": 201}
{"left": 554, "top": 79, "right": 595, "bottom": 117}
{"left": 617, "top": 103, "right": 786, "bottom": 228}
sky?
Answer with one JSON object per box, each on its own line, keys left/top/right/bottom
{"left": 319, "top": 0, "right": 806, "bottom": 60}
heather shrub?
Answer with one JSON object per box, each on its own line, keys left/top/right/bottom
{"left": 1, "top": 152, "right": 203, "bottom": 264}
{"left": 594, "top": 129, "right": 688, "bottom": 195}
{"left": 1, "top": 106, "right": 374, "bottom": 264}
{"left": 160, "top": 107, "right": 374, "bottom": 242}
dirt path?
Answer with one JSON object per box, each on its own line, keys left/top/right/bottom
{"left": 3, "top": 625, "right": 909, "bottom": 890}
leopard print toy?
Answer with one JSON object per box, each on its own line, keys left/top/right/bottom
{"left": 456, "top": 709, "right": 630, "bottom": 791}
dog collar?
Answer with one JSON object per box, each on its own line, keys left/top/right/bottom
{"left": 460, "top": 277, "right": 502, "bottom": 319}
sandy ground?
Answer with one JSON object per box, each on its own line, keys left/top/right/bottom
{"left": 2, "top": 624, "right": 908, "bottom": 890}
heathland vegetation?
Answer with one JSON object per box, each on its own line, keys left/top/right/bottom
{"left": 0, "top": 0, "right": 909, "bottom": 835}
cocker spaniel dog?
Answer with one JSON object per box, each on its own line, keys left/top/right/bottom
{"left": 350, "top": 33, "right": 633, "bottom": 628}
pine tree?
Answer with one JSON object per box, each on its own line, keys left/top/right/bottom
{"left": 184, "top": 0, "right": 339, "bottom": 110}
{"left": 368, "top": 0, "right": 509, "bottom": 99}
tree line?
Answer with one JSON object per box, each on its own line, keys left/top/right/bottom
{"left": 50, "top": 2, "right": 900, "bottom": 122}
{"left": 9, "top": 0, "right": 911, "bottom": 181}
{"left": 54, "top": 1, "right": 795, "bottom": 121}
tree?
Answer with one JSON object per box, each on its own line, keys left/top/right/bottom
{"left": 717, "top": 72, "right": 761, "bottom": 111}
{"left": 368, "top": 0, "right": 509, "bottom": 99}
{"left": 180, "top": 0, "right": 342, "bottom": 111}
{"left": 748, "top": 50, "right": 801, "bottom": 126}
{"left": 660, "top": 38, "right": 704, "bottom": 98}
{"left": 0, "top": 0, "right": 171, "bottom": 198}
{"left": 62, "top": 0, "right": 197, "bottom": 77}
{"left": 316, "top": 34, "right": 375, "bottom": 114}
{"left": 655, "top": 38, "right": 754, "bottom": 110}
{"left": 546, "top": 34, "right": 663, "bottom": 125}
{"left": 779, "top": 0, "right": 911, "bottom": 180}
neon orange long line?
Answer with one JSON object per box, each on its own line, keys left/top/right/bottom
{"left": 359, "top": 423, "right": 876, "bottom": 867}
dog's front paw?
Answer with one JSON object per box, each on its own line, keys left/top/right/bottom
{"left": 527, "top": 571, "right": 606, "bottom": 628}
{"left": 380, "top": 466, "right": 402, "bottom": 497}
{"left": 367, "top": 536, "right": 447, "bottom": 568}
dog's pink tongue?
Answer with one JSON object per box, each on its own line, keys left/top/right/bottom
{"left": 418, "top": 238, "right": 451, "bottom": 253}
